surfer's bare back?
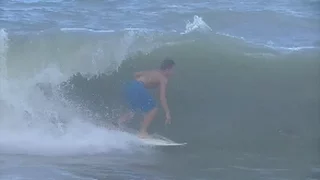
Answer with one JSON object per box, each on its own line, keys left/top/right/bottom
{"left": 118, "top": 58, "right": 175, "bottom": 138}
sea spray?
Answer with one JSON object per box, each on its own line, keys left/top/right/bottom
{"left": 0, "top": 30, "right": 147, "bottom": 156}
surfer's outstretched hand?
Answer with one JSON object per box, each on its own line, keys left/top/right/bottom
{"left": 165, "top": 112, "right": 171, "bottom": 125}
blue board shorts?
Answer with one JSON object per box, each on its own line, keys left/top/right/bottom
{"left": 123, "top": 80, "right": 156, "bottom": 113}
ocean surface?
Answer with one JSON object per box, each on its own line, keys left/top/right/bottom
{"left": 0, "top": 0, "right": 320, "bottom": 179}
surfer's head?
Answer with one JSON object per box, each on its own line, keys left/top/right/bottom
{"left": 160, "top": 58, "right": 175, "bottom": 77}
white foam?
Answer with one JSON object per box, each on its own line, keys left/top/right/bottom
{"left": 265, "top": 44, "right": 318, "bottom": 52}
{"left": 60, "top": 28, "right": 115, "bottom": 33}
{"left": 181, "top": 15, "right": 212, "bottom": 35}
{"left": 0, "top": 120, "right": 140, "bottom": 156}
{"left": 216, "top": 32, "right": 246, "bottom": 41}
{"left": 216, "top": 31, "right": 318, "bottom": 52}
{"left": 0, "top": 29, "right": 8, "bottom": 78}
{"left": 0, "top": 74, "right": 142, "bottom": 156}
{"left": 0, "top": 29, "right": 144, "bottom": 156}
{"left": 124, "top": 27, "right": 157, "bottom": 33}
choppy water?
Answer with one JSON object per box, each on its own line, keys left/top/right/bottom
{"left": 0, "top": 0, "right": 320, "bottom": 180}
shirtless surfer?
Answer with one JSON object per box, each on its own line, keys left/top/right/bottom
{"left": 118, "top": 58, "right": 175, "bottom": 138}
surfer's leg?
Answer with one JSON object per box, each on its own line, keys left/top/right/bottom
{"left": 139, "top": 107, "right": 158, "bottom": 138}
{"left": 123, "top": 81, "right": 156, "bottom": 137}
{"left": 138, "top": 87, "right": 157, "bottom": 138}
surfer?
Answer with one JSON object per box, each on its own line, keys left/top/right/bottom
{"left": 118, "top": 58, "right": 175, "bottom": 138}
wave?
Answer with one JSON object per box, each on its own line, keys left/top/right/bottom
{"left": 0, "top": 14, "right": 319, "bottom": 157}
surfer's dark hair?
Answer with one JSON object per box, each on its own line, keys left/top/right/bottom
{"left": 160, "top": 58, "right": 175, "bottom": 70}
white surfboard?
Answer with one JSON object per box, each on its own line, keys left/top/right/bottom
{"left": 111, "top": 124, "right": 186, "bottom": 147}
{"left": 139, "top": 138, "right": 187, "bottom": 146}
{"left": 138, "top": 133, "right": 187, "bottom": 147}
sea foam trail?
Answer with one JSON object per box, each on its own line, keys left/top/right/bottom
{"left": 0, "top": 120, "right": 139, "bottom": 156}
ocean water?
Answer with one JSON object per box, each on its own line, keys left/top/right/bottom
{"left": 0, "top": 0, "right": 320, "bottom": 180}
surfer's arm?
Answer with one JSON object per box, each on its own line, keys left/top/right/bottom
{"left": 159, "top": 78, "right": 170, "bottom": 115}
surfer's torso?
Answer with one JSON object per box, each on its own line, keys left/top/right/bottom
{"left": 135, "top": 70, "right": 168, "bottom": 89}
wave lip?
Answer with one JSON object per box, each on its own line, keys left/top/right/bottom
{"left": 181, "top": 15, "right": 212, "bottom": 35}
